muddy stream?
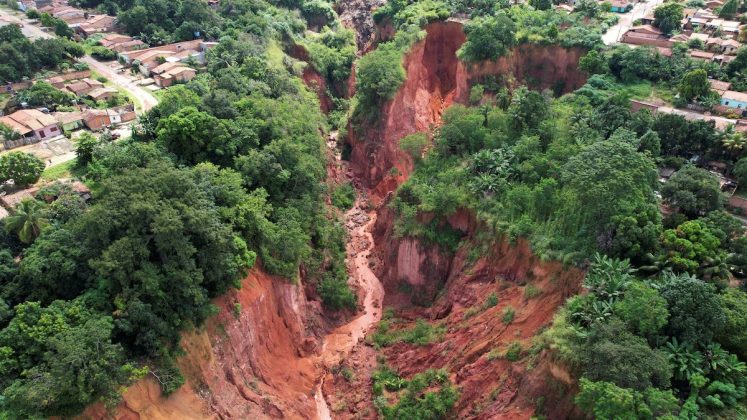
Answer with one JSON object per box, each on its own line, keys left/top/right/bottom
{"left": 314, "top": 136, "right": 384, "bottom": 419}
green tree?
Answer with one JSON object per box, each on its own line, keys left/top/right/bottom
{"left": 400, "top": 132, "right": 429, "bottom": 160}
{"left": 4, "top": 199, "right": 48, "bottom": 244}
{"left": 661, "top": 166, "right": 723, "bottom": 218}
{"left": 356, "top": 42, "right": 406, "bottom": 105}
{"left": 53, "top": 19, "right": 74, "bottom": 38}
{"left": 718, "top": 0, "right": 738, "bottom": 18}
{"left": 75, "top": 132, "right": 99, "bottom": 166}
{"left": 16, "top": 81, "right": 74, "bottom": 110}
{"left": 678, "top": 69, "right": 710, "bottom": 102}
{"left": 716, "top": 288, "right": 747, "bottom": 360}
{"left": 660, "top": 273, "right": 726, "bottom": 346}
{"left": 156, "top": 106, "right": 234, "bottom": 166}
{"left": 733, "top": 157, "right": 747, "bottom": 185}
{"left": 653, "top": 3, "right": 684, "bottom": 35}
{"left": 529, "top": 0, "right": 552, "bottom": 10}
{"left": 576, "top": 378, "right": 679, "bottom": 420}
{"left": 458, "top": 14, "right": 516, "bottom": 62}
{"left": 659, "top": 220, "right": 724, "bottom": 277}
{"left": 435, "top": 105, "right": 488, "bottom": 156}
{"left": 561, "top": 140, "right": 657, "bottom": 240}
{"left": 579, "top": 50, "right": 608, "bottom": 75}
{"left": 613, "top": 282, "right": 669, "bottom": 338}
{"left": 607, "top": 204, "right": 662, "bottom": 264}
{"left": 580, "top": 318, "right": 672, "bottom": 390}
{"left": 0, "top": 151, "right": 45, "bottom": 187}
{"left": 0, "top": 299, "right": 129, "bottom": 417}
{"left": 78, "top": 164, "right": 254, "bottom": 355}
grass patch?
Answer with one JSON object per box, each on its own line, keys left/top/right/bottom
{"left": 40, "top": 160, "right": 75, "bottom": 181}
{"left": 372, "top": 365, "right": 459, "bottom": 420}
{"left": 487, "top": 341, "right": 523, "bottom": 362}
{"left": 524, "top": 285, "right": 541, "bottom": 299}
{"left": 370, "top": 318, "right": 445, "bottom": 348}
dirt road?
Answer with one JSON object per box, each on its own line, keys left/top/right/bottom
{"left": 603, "top": 0, "right": 665, "bottom": 45}
{"left": 0, "top": 8, "right": 53, "bottom": 40}
{"left": 81, "top": 57, "right": 158, "bottom": 112}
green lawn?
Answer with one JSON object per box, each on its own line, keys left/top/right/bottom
{"left": 40, "top": 160, "right": 75, "bottom": 181}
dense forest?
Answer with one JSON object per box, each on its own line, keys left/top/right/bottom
{"left": 0, "top": 0, "right": 356, "bottom": 417}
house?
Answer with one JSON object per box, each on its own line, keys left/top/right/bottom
{"left": 64, "top": 78, "right": 103, "bottom": 96}
{"left": 1, "top": 187, "right": 39, "bottom": 209}
{"left": 112, "top": 105, "right": 136, "bottom": 123}
{"left": 82, "top": 109, "right": 110, "bottom": 130}
{"left": 53, "top": 111, "right": 83, "bottom": 132}
{"left": 152, "top": 64, "right": 196, "bottom": 87}
{"left": 555, "top": 4, "right": 574, "bottom": 12}
{"left": 99, "top": 34, "right": 144, "bottom": 52}
{"left": 622, "top": 25, "right": 674, "bottom": 48}
{"left": 610, "top": 0, "right": 632, "bottom": 13}
{"left": 706, "top": 0, "right": 724, "bottom": 9}
{"left": 76, "top": 14, "right": 116, "bottom": 37}
{"left": 0, "top": 109, "right": 60, "bottom": 141}
{"left": 709, "top": 79, "right": 732, "bottom": 94}
{"left": 690, "top": 50, "right": 716, "bottom": 60}
{"left": 86, "top": 87, "right": 117, "bottom": 102}
{"left": 721, "top": 90, "right": 747, "bottom": 115}
{"left": 721, "top": 39, "right": 741, "bottom": 55}
{"left": 118, "top": 40, "right": 216, "bottom": 75}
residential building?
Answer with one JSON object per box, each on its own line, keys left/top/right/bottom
{"left": 118, "top": 40, "right": 216, "bottom": 75}
{"left": 610, "top": 0, "right": 632, "bottom": 13}
{"left": 86, "top": 87, "right": 117, "bottom": 102}
{"left": 709, "top": 79, "right": 732, "bottom": 95}
{"left": 76, "top": 14, "right": 117, "bottom": 37}
{"left": 82, "top": 109, "right": 110, "bottom": 130}
{"left": 152, "top": 63, "right": 196, "bottom": 87}
{"left": 0, "top": 109, "right": 60, "bottom": 141}
{"left": 99, "top": 34, "right": 144, "bottom": 52}
{"left": 690, "top": 50, "right": 716, "bottom": 60}
{"left": 64, "top": 78, "right": 103, "bottom": 96}
{"left": 622, "top": 25, "right": 673, "bottom": 48}
{"left": 721, "top": 90, "right": 747, "bottom": 114}
{"left": 53, "top": 111, "right": 83, "bottom": 132}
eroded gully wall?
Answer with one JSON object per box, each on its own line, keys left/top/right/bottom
{"left": 82, "top": 268, "right": 324, "bottom": 420}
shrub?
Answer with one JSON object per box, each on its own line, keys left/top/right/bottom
{"left": 505, "top": 342, "right": 522, "bottom": 361}
{"left": 331, "top": 182, "right": 356, "bottom": 210}
{"left": 524, "top": 284, "right": 542, "bottom": 299}
{"left": 502, "top": 306, "right": 516, "bottom": 324}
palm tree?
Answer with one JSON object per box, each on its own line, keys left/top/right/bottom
{"left": 4, "top": 199, "right": 48, "bottom": 244}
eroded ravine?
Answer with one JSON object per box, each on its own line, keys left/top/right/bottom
{"left": 315, "top": 192, "right": 383, "bottom": 419}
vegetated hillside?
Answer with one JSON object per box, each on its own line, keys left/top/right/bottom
{"left": 2, "top": 0, "right": 746, "bottom": 417}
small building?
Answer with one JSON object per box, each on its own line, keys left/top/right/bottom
{"left": 709, "top": 79, "right": 732, "bottom": 95}
{"left": 64, "top": 78, "right": 103, "bottom": 96}
{"left": 53, "top": 111, "right": 83, "bottom": 132}
{"left": 76, "top": 15, "right": 116, "bottom": 37}
{"left": 706, "top": 0, "right": 724, "bottom": 9}
{"left": 1, "top": 187, "right": 39, "bottom": 209}
{"left": 153, "top": 65, "right": 196, "bottom": 87}
{"left": 690, "top": 50, "right": 716, "bottom": 61}
{"left": 86, "top": 87, "right": 117, "bottom": 102}
{"left": 610, "top": 0, "right": 632, "bottom": 13}
{"left": 622, "top": 25, "right": 674, "bottom": 48}
{"left": 100, "top": 34, "right": 145, "bottom": 53}
{"left": 721, "top": 90, "right": 747, "bottom": 115}
{"left": 0, "top": 109, "right": 60, "bottom": 141}
{"left": 82, "top": 109, "right": 110, "bottom": 131}
{"left": 721, "top": 39, "right": 741, "bottom": 55}
{"left": 106, "top": 109, "right": 121, "bottom": 125}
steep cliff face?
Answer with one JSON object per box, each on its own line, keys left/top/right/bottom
{"left": 83, "top": 268, "right": 325, "bottom": 420}
{"left": 349, "top": 21, "right": 587, "bottom": 194}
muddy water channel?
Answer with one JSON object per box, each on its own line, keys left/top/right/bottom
{"left": 315, "top": 193, "right": 384, "bottom": 419}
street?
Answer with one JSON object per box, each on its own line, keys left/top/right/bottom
{"left": 81, "top": 57, "right": 159, "bottom": 112}
{"left": 0, "top": 8, "right": 53, "bottom": 40}
{"left": 603, "top": 0, "right": 666, "bottom": 45}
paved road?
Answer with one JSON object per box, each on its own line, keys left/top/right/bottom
{"left": 81, "top": 57, "right": 159, "bottom": 112}
{"left": 657, "top": 105, "right": 737, "bottom": 130}
{"left": 0, "top": 8, "right": 53, "bottom": 40}
{"left": 603, "top": 0, "right": 666, "bottom": 45}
